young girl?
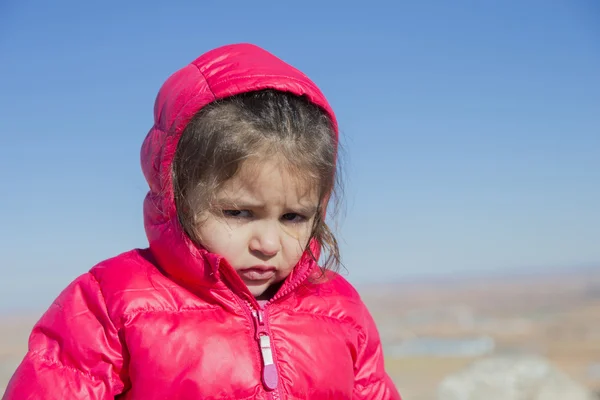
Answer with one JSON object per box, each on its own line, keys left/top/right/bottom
{"left": 4, "top": 43, "right": 401, "bottom": 400}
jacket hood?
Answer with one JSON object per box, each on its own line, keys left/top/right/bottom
{"left": 140, "top": 43, "right": 339, "bottom": 301}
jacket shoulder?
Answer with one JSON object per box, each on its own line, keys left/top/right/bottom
{"left": 295, "top": 271, "right": 371, "bottom": 325}
{"left": 320, "top": 272, "right": 363, "bottom": 302}
{"left": 88, "top": 249, "right": 205, "bottom": 325}
{"left": 89, "top": 248, "right": 166, "bottom": 292}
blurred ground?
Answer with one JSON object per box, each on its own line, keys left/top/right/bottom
{"left": 361, "top": 267, "right": 600, "bottom": 399}
{"left": 1, "top": 266, "right": 599, "bottom": 398}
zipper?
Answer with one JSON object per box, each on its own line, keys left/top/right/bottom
{"left": 256, "top": 265, "right": 313, "bottom": 400}
{"left": 219, "top": 256, "right": 314, "bottom": 399}
{"left": 251, "top": 308, "right": 278, "bottom": 389}
{"left": 250, "top": 304, "right": 282, "bottom": 399}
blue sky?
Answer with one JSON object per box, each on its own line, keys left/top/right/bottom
{"left": 1, "top": 1, "right": 599, "bottom": 312}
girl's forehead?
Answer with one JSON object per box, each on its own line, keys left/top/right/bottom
{"left": 217, "top": 159, "right": 319, "bottom": 203}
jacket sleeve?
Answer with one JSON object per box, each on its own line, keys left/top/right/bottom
{"left": 3, "top": 272, "right": 126, "bottom": 399}
{"left": 353, "top": 301, "right": 402, "bottom": 400}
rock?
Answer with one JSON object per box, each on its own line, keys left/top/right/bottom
{"left": 438, "top": 355, "right": 595, "bottom": 400}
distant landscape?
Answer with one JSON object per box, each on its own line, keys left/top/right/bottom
{"left": 359, "top": 266, "right": 600, "bottom": 399}
{"left": 2, "top": 266, "right": 599, "bottom": 398}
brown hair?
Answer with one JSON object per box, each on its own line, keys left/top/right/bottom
{"left": 172, "top": 89, "right": 343, "bottom": 273}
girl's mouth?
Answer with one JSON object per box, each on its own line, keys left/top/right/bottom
{"left": 238, "top": 266, "right": 277, "bottom": 281}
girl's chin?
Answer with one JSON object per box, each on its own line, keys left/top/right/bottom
{"left": 245, "top": 280, "right": 284, "bottom": 300}
{"left": 243, "top": 281, "right": 270, "bottom": 296}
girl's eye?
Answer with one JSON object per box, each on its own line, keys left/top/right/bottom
{"left": 281, "top": 213, "right": 306, "bottom": 223}
{"left": 223, "top": 210, "right": 252, "bottom": 218}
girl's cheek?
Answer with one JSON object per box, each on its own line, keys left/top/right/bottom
{"left": 292, "top": 227, "right": 312, "bottom": 245}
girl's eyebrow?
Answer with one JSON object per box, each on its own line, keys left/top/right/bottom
{"left": 295, "top": 205, "right": 318, "bottom": 215}
{"left": 216, "top": 197, "right": 263, "bottom": 209}
{"left": 216, "top": 198, "right": 318, "bottom": 215}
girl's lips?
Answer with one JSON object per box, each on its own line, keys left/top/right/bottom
{"left": 237, "top": 266, "right": 277, "bottom": 281}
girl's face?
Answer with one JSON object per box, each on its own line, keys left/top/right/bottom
{"left": 196, "top": 159, "right": 319, "bottom": 299}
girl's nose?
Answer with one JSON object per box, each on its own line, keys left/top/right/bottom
{"left": 249, "top": 223, "right": 280, "bottom": 257}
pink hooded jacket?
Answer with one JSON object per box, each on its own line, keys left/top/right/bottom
{"left": 3, "top": 43, "right": 401, "bottom": 400}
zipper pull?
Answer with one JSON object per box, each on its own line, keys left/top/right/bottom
{"left": 252, "top": 310, "right": 279, "bottom": 391}
{"left": 259, "top": 334, "right": 278, "bottom": 390}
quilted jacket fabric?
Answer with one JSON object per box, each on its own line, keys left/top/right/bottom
{"left": 4, "top": 43, "right": 401, "bottom": 400}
